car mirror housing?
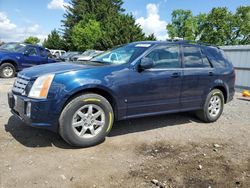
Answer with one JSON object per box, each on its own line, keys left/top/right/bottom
{"left": 23, "top": 51, "right": 29, "bottom": 56}
{"left": 139, "top": 57, "right": 154, "bottom": 70}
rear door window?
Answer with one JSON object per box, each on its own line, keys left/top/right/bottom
{"left": 39, "top": 48, "right": 47, "bottom": 57}
{"left": 183, "top": 46, "right": 211, "bottom": 68}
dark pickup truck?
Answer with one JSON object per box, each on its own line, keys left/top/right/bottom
{"left": 0, "top": 42, "right": 56, "bottom": 78}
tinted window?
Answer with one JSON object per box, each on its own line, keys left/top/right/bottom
{"left": 183, "top": 46, "right": 210, "bottom": 68}
{"left": 205, "top": 47, "right": 228, "bottom": 67}
{"left": 39, "top": 48, "right": 47, "bottom": 57}
{"left": 54, "top": 52, "right": 60, "bottom": 58}
{"left": 26, "top": 47, "right": 38, "bottom": 56}
{"left": 146, "top": 45, "right": 180, "bottom": 68}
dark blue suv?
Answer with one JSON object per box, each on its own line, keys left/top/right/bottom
{"left": 8, "top": 41, "right": 235, "bottom": 147}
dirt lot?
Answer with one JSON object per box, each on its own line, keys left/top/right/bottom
{"left": 0, "top": 78, "right": 250, "bottom": 188}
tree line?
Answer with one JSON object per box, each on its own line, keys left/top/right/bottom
{"left": 24, "top": 0, "right": 250, "bottom": 50}
{"left": 167, "top": 6, "right": 250, "bottom": 45}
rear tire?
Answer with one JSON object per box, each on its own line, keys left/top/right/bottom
{"left": 59, "top": 93, "right": 114, "bottom": 147}
{"left": 196, "top": 89, "right": 224, "bottom": 123}
{"left": 0, "top": 63, "right": 16, "bottom": 78}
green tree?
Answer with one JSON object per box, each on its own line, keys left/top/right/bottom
{"left": 43, "top": 29, "right": 66, "bottom": 49}
{"left": 200, "top": 7, "right": 236, "bottom": 45}
{"left": 24, "top": 36, "right": 40, "bottom": 44}
{"left": 166, "top": 6, "right": 250, "bottom": 45}
{"left": 96, "top": 14, "right": 146, "bottom": 49}
{"left": 72, "top": 19, "right": 102, "bottom": 51}
{"left": 234, "top": 6, "right": 250, "bottom": 45}
{"left": 195, "top": 13, "right": 207, "bottom": 40}
{"left": 167, "top": 10, "right": 198, "bottom": 40}
{"left": 145, "top": 33, "right": 157, "bottom": 41}
{"left": 62, "top": 0, "right": 147, "bottom": 50}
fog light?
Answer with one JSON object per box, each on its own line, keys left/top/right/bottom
{"left": 26, "top": 102, "right": 31, "bottom": 117}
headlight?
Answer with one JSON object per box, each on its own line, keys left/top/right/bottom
{"left": 28, "top": 74, "right": 55, "bottom": 99}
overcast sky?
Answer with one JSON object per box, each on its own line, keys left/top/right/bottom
{"left": 0, "top": 0, "right": 249, "bottom": 42}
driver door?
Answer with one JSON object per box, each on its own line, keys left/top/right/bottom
{"left": 22, "top": 46, "right": 41, "bottom": 68}
{"left": 126, "top": 44, "right": 182, "bottom": 117}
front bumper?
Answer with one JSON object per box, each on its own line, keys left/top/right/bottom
{"left": 8, "top": 92, "right": 59, "bottom": 132}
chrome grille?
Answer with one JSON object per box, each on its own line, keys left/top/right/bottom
{"left": 12, "top": 75, "right": 30, "bottom": 95}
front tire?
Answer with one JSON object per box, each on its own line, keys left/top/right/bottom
{"left": 196, "top": 89, "right": 224, "bottom": 123}
{"left": 59, "top": 93, "right": 114, "bottom": 147}
{"left": 0, "top": 63, "right": 16, "bottom": 78}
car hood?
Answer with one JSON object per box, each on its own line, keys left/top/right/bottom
{"left": 19, "top": 62, "right": 105, "bottom": 79}
{"left": 0, "top": 50, "right": 20, "bottom": 56}
{"left": 0, "top": 50, "right": 9, "bottom": 54}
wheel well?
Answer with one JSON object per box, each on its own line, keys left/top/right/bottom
{"left": 63, "top": 88, "right": 117, "bottom": 119}
{"left": 1, "top": 60, "right": 17, "bottom": 71}
{"left": 212, "top": 86, "right": 227, "bottom": 103}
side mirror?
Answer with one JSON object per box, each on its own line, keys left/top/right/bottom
{"left": 139, "top": 57, "right": 154, "bottom": 70}
{"left": 23, "top": 50, "right": 29, "bottom": 56}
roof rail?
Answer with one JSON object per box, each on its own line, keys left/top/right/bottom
{"left": 175, "top": 40, "right": 220, "bottom": 48}
{"left": 166, "top": 39, "right": 219, "bottom": 48}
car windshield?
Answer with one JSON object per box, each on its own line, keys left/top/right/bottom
{"left": 82, "top": 50, "right": 96, "bottom": 56}
{"left": 0, "top": 43, "right": 27, "bottom": 52}
{"left": 61, "top": 52, "right": 75, "bottom": 58}
{"left": 91, "top": 43, "right": 152, "bottom": 65}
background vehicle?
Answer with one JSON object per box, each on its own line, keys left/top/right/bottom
{"left": 0, "top": 42, "right": 56, "bottom": 78}
{"left": 60, "top": 51, "right": 81, "bottom": 61}
{"left": 50, "top": 49, "right": 66, "bottom": 59}
{"left": 8, "top": 41, "right": 235, "bottom": 147}
{"left": 71, "top": 50, "right": 103, "bottom": 61}
{"left": 77, "top": 50, "right": 103, "bottom": 61}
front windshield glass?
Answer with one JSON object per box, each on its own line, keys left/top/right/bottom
{"left": 61, "top": 52, "right": 74, "bottom": 58}
{"left": 0, "top": 43, "right": 26, "bottom": 52}
{"left": 91, "top": 43, "right": 152, "bottom": 65}
{"left": 82, "top": 50, "right": 95, "bottom": 56}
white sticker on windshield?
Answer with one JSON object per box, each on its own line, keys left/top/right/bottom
{"left": 135, "top": 44, "right": 151, "bottom": 47}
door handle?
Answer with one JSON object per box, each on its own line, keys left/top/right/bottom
{"left": 208, "top": 71, "right": 214, "bottom": 76}
{"left": 171, "top": 72, "right": 180, "bottom": 78}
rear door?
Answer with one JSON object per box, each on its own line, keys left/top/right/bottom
{"left": 127, "top": 44, "right": 182, "bottom": 117}
{"left": 181, "top": 45, "right": 214, "bottom": 109}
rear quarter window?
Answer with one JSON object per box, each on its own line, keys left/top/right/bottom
{"left": 204, "top": 47, "right": 230, "bottom": 68}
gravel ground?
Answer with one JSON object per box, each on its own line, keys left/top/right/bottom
{"left": 0, "top": 78, "right": 250, "bottom": 188}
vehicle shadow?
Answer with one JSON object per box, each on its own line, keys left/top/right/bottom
{"left": 4, "top": 115, "right": 74, "bottom": 149}
{"left": 108, "top": 112, "right": 201, "bottom": 137}
{"left": 5, "top": 112, "right": 200, "bottom": 148}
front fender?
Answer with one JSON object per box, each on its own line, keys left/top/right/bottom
{"left": 0, "top": 55, "right": 20, "bottom": 71}
{"left": 49, "top": 71, "right": 120, "bottom": 115}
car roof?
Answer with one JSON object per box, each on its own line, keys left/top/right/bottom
{"left": 25, "top": 44, "right": 43, "bottom": 48}
{"left": 130, "top": 40, "right": 219, "bottom": 48}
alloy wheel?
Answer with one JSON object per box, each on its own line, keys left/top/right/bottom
{"left": 71, "top": 104, "right": 105, "bottom": 138}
